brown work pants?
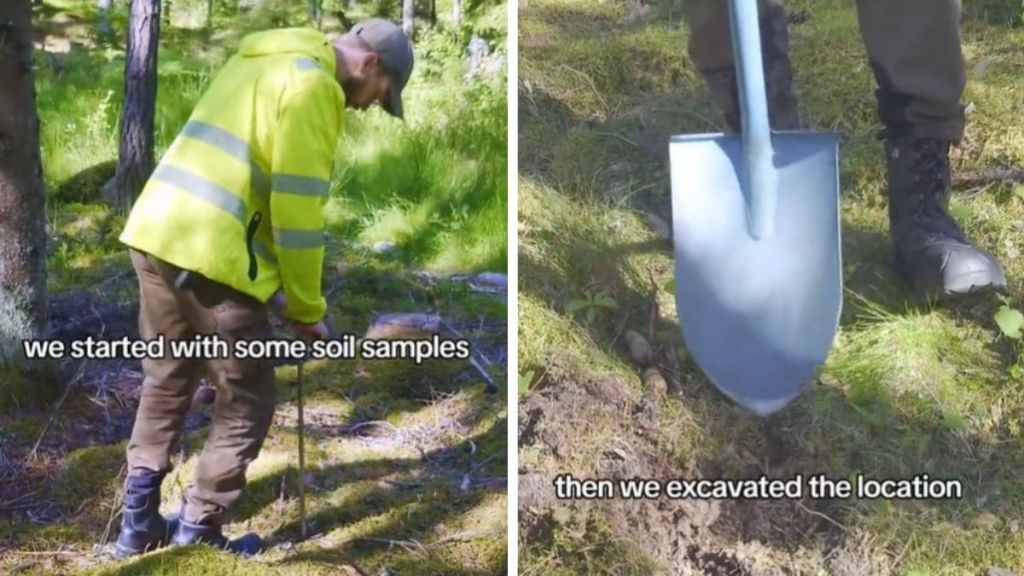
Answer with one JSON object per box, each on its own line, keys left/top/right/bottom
{"left": 682, "top": 0, "right": 966, "bottom": 141}
{"left": 125, "top": 249, "right": 276, "bottom": 526}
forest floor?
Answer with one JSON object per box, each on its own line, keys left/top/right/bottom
{"left": 0, "top": 1, "right": 508, "bottom": 575}
{"left": 519, "top": 0, "right": 1024, "bottom": 574}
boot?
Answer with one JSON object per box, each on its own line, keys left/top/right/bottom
{"left": 114, "top": 470, "right": 172, "bottom": 558}
{"left": 169, "top": 513, "right": 264, "bottom": 556}
{"left": 884, "top": 137, "right": 1006, "bottom": 300}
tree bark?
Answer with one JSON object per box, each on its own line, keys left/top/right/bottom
{"left": 451, "top": 0, "right": 461, "bottom": 27}
{"left": 0, "top": 0, "right": 48, "bottom": 359}
{"left": 113, "top": 0, "right": 160, "bottom": 212}
{"left": 402, "top": 0, "right": 414, "bottom": 37}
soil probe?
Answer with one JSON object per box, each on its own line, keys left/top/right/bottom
{"left": 296, "top": 359, "right": 308, "bottom": 541}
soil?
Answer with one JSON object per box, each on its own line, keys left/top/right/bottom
{"left": 518, "top": 355, "right": 891, "bottom": 576}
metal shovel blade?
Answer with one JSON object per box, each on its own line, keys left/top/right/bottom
{"left": 668, "top": 0, "right": 841, "bottom": 416}
{"left": 669, "top": 132, "right": 841, "bottom": 416}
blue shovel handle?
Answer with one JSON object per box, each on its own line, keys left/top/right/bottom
{"left": 729, "top": 0, "right": 777, "bottom": 240}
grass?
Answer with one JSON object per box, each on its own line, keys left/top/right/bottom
{"left": 519, "top": 0, "right": 1024, "bottom": 574}
{"left": 0, "top": 1, "right": 507, "bottom": 574}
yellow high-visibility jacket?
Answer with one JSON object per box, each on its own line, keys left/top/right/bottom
{"left": 120, "top": 28, "right": 344, "bottom": 324}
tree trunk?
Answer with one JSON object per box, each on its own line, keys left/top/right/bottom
{"left": 402, "top": 0, "right": 414, "bottom": 37}
{"left": 206, "top": 0, "right": 213, "bottom": 29}
{"left": 0, "top": 0, "right": 48, "bottom": 359}
{"left": 113, "top": 0, "right": 160, "bottom": 212}
{"left": 451, "top": 0, "right": 460, "bottom": 27}
{"left": 430, "top": 0, "right": 436, "bottom": 26}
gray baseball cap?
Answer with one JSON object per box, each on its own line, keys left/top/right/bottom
{"left": 349, "top": 19, "right": 414, "bottom": 119}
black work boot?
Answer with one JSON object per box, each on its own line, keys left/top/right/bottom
{"left": 885, "top": 137, "right": 1006, "bottom": 300}
{"left": 170, "top": 513, "right": 263, "bottom": 556}
{"left": 114, "top": 470, "right": 172, "bottom": 558}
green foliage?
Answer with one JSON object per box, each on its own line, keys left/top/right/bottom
{"left": 34, "top": 47, "right": 211, "bottom": 196}
{"left": 332, "top": 26, "right": 507, "bottom": 271}
{"left": 565, "top": 290, "right": 618, "bottom": 325}
{"left": 995, "top": 296, "right": 1024, "bottom": 339}
{"left": 518, "top": 369, "right": 536, "bottom": 395}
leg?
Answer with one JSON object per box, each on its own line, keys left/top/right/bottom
{"left": 126, "top": 250, "right": 205, "bottom": 475}
{"left": 682, "top": 0, "right": 800, "bottom": 131}
{"left": 855, "top": 0, "right": 965, "bottom": 141}
{"left": 117, "top": 250, "right": 203, "bottom": 557}
{"left": 856, "top": 0, "right": 1005, "bottom": 299}
{"left": 179, "top": 280, "right": 276, "bottom": 529}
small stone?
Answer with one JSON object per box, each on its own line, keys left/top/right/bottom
{"left": 974, "top": 512, "right": 1000, "bottom": 531}
{"left": 641, "top": 367, "right": 668, "bottom": 396}
{"left": 624, "top": 330, "right": 654, "bottom": 367}
{"left": 372, "top": 241, "right": 397, "bottom": 254}
{"left": 607, "top": 447, "right": 629, "bottom": 460}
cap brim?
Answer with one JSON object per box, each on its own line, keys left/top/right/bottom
{"left": 383, "top": 86, "right": 403, "bottom": 119}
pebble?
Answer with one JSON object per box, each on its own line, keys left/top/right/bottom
{"left": 624, "top": 330, "right": 654, "bottom": 367}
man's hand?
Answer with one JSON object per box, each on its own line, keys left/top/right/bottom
{"left": 269, "top": 292, "right": 330, "bottom": 342}
{"left": 290, "top": 320, "right": 330, "bottom": 342}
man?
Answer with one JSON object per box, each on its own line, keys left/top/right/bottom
{"left": 682, "top": 0, "right": 1006, "bottom": 301}
{"left": 113, "top": 19, "right": 414, "bottom": 557}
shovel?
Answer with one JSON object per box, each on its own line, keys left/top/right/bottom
{"left": 669, "top": 0, "right": 841, "bottom": 416}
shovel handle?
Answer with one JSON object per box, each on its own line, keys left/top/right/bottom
{"left": 729, "top": 0, "right": 777, "bottom": 240}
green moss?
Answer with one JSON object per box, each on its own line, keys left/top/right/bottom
{"left": 0, "top": 361, "right": 61, "bottom": 413}
{"left": 53, "top": 443, "right": 125, "bottom": 510}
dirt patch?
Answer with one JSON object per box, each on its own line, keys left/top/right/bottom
{"left": 518, "top": 356, "right": 730, "bottom": 574}
{"left": 518, "top": 355, "right": 887, "bottom": 575}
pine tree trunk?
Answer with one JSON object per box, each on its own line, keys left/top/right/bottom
{"left": 113, "top": 0, "right": 160, "bottom": 212}
{"left": 0, "top": 0, "right": 48, "bottom": 359}
{"left": 402, "top": 0, "right": 414, "bottom": 37}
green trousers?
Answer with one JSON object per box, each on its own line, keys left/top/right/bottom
{"left": 682, "top": 0, "right": 966, "bottom": 141}
{"left": 125, "top": 249, "right": 277, "bottom": 526}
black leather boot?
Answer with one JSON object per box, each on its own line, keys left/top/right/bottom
{"left": 170, "top": 514, "right": 263, "bottom": 556}
{"left": 885, "top": 137, "right": 1006, "bottom": 301}
{"left": 114, "top": 470, "right": 171, "bottom": 558}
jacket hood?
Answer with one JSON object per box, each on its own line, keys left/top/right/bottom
{"left": 239, "top": 28, "right": 337, "bottom": 78}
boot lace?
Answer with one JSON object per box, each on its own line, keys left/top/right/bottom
{"left": 903, "top": 139, "right": 968, "bottom": 244}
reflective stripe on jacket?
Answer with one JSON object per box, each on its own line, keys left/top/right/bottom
{"left": 120, "top": 28, "right": 344, "bottom": 324}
